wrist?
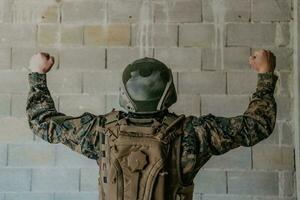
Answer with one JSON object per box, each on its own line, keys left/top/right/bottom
{"left": 256, "top": 72, "right": 278, "bottom": 93}
{"left": 28, "top": 72, "right": 47, "bottom": 87}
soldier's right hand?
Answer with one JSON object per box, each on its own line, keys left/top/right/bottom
{"left": 29, "top": 52, "right": 55, "bottom": 74}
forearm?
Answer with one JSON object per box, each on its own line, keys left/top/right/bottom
{"left": 26, "top": 72, "right": 65, "bottom": 143}
{"left": 191, "top": 72, "right": 278, "bottom": 155}
{"left": 239, "top": 72, "right": 278, "bottom": 145}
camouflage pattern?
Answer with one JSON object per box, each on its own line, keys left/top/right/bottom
{"left": 26, "top": 71, "right": 278, "bottom": 198}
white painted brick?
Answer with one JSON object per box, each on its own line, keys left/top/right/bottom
{"left": 228, "top": 171, "right": 279, "bottom": 195}
{"left": 224, "top": 47, "right": 251, "bottom": 70}
{"left": 108, "top": 0, "right": 141, "bottom": 23}
{"left": 105, "top": 94, "right": 124, "bottom": 113}
{"left": 178, "top": 72, "right": 226, "bottom": 95}
{"left": 59, "top": 94, "right": 105, "bottom": 116}
{"left": 260, "top": 122, "right": 280, "bottom": 145}
{"left": 202, "top": 194, "right": 252, "bottom": 200}
{"left": 38, "top": 24, "right": 60, "bottom": 46}
{"left": 227, "top": 72, "right": 257, "bottom": 95}
{"left": 253, "top": 197, "right": 296, "bottom": 200}
{"left": 11, "top": 94, "right": 27, "bottom": 118}
{"left": 12, "top": 47, "right": 36, "bottom": 70}
{"left": 0, "top": 144, "right": 7, "bottom": 166}
{"left": 253, "top": 144, "right": 294, "bottom": 170}
{"left": 54, "top": 192, "right": 98, "bottom": 200}
{"left": 201, "top": 48, "right": 222, "bottom": 71}
{"left": 169, "top": 94, "right": 200, "bottom": 116}
{"left": 107, "top": 47, "right": 140, "bottom": 70}
{"left": 0, "top": 47, "right": 11, "bottom": 69}
{"left": 132, "top": 24, "right": 178, "bottom": 47}
{"left": 0, "top": 117, "right": 34, "bottom": 143}
{"left": 55, "top": 145, "right": 98, "bottom": 168}
{"left": 8, "top": 144, "right": 55, "bottom": 167}
{"left": 60, "top": 47, "right": 105, "bottom": 70}
{"left": 155, "top": 0, "right": 202, "bottom": 23}
{"left": 193, "top": 170, "right": 227, "bottom": 194}
{"left": 279, "top": 171, "right": 295, "bottom": 197}
{"left": 281, "top": 121, "right": 294, "bottom": 146}
{"left": 155, "top": 47, "right": 201, "bottom": 71}
{"left": 201, "top": 95, "right": 249, "bottom": 117}
{"left": 277, "top": 72, "right": 292, "bottom": 96}
{"left": 80, "top": 168, "right": 99, "bottom": 191}
{"left": 276, "top": 95, "right": 292, "bottom": 120}
{"left": 61, "top": 25, "right": 84, "bottom": 45}
{"left": 0, "top": 71, "right": 28, "bottom": 94}
{"left": 62, "top": 1, "right": 104, "bottom": 24}
{"left": 179, "top": 24, "right": 215, "bottom": 47}
{"left": 227, "top": 23, "right": 277, "bottom": 47}
{"left": 0, "top": 168, "right": 31, "bottom": 192}
{"left": 32, "top": 168, "right": 79, "bottom": 192}
{"left": 203, "top": 0, "right": 250, "bottom": 22}
{"left": 203, "top": 147, "right": 251, "bottom": 170}
{"left": 0, "top": 24, "right": 36, "bottom": 46}
{"left": 5, "top": 193, "right": 53, "bottom": 200}
{"left": 252, "top": 0, "right": 292, "bottom": 21}
{"left": 47, "top": 71, "right": 82, "bottom": 94}
{"left": 83, "top": 71, "right": 122, "bottom": 95}
{"left": 0, "top": 94, "right": 10, "bottom": 117}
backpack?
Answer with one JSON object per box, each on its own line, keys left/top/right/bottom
{"left": 97, "top": 110, "right": 194, "bottom": 200}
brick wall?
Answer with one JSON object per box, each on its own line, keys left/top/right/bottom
{"left": 0, "top": 0, "right": 296, "bottom": 199}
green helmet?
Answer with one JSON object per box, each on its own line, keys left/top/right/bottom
{"left": 119, "top": 57, "right": 177, "bottom": 114}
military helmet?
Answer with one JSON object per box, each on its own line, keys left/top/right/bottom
{"left": 119, "top": 57, "right": 177, "bottom": 114}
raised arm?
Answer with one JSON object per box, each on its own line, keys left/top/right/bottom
{"left": 26, "top": 53, "right": 103, "bottom": 160}
{"left": 192, "top": 49, "right": 277, "bottom": 155}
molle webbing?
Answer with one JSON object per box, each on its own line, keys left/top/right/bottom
{"left": 98, "top": 111, "right": 194, "bottom": 200}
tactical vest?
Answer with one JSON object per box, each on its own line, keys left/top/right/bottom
{"left": 97, "top": 110, "right": 194, "bottom": 200}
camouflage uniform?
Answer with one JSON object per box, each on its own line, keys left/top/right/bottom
{"left": 26, "top": 71, "right": 278, "bottom": 199}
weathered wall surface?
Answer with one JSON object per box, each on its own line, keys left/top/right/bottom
{"left": 0, "top": 0, "right": 296, "bottom": 199}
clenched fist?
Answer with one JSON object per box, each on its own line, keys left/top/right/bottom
{"left": 29, "top": 52, "right": 55, "bottom": 74}
{"left": 249, "top": 49, "right": 276, "bottom": 73}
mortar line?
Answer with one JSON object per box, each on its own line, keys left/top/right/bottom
{"left": 6, "top": 144, "right": 8, "bottom": 166}
{"left": 81, "top": 72, "right": 84, "bottom": 94}
{"left": 250, "top": 146, "right": 254, "bottom": 169}
{"left": 129, "top": 23, "right": 132, "bottom": 47}
{"left": 9, "top": 94, "right": 12, "bottom": 117}
{"left": 176, "top": 72, "right": 179, "bottom": 95}
{"left": 78, "top": 168, "right": 82, "bottom": 191}
{"left": 152, "top": 48, "right": 155, "bottom": 58}
{"left": 54, "top": 145, "right": 58, "bottom": 166}
{"left": 177, "top": 24, "right": 179, "bottom": 47}
{"left": 29, "top": 168, "right": 33, "bottom": 191}
{"left": 225, "top": 171, "right": 229, "bottom": 194}
{"left": 10, "top": 47, "right": 12, "bottom": 69}
{"left": 105, "top": 48, "right": 108, "bottom": 69}
{"left": 250, "top": 0, "right": 253, "bottom": 23}
{"left": 225, "top": 72, "right": 228, "bottom": 95}
{"left": 82, "top": 25, "right": 85, "bottom": 46}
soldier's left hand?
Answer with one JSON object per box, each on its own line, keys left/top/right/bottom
{"left": 249, "top": 49, "right": 276, "bottom": 73}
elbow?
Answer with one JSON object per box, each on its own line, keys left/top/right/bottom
{"left": 28, "top": 119, "right": 60, "bottom": 144}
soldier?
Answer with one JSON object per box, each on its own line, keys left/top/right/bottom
{"left": 26, "top": 49, "right": 277, "bottom": 200}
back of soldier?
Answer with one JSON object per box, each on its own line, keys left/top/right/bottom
{"left": 26, "top": 51, "right": 278, "bottom": 200}
{"left": 97, "top": 110, "right": 193, "bottom": 200}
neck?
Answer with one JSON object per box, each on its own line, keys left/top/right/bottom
{"left": 128, "top": 109, "right": 168, "bottom": 119}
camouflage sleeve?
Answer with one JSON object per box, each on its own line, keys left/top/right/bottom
{"left": 187, "top": 72, "right": 278, "bottom": 155}
{"left": 26, "top": 72, "right": 104, "bottom": 160}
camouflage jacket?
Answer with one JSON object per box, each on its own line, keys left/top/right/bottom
{"left": 26, "top": 72, "right": 278, "bottom": 184}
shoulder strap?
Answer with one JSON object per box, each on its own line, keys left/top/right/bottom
{"left": 157, "top": 113, "right": 185, "bottom": 144}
